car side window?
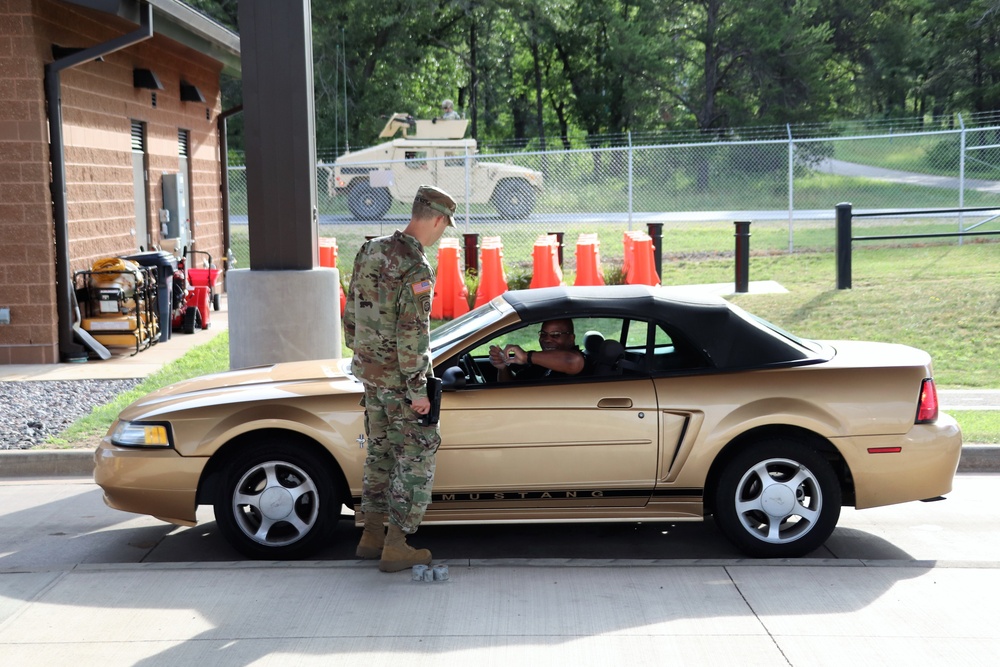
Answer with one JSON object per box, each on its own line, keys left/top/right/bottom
{"left": 650, "top": 323, "right": 710, "bottom": 371}
{"left": 611, "top": 319, "right": 649, "bottom": 373}
{"left": 466, "top": 318, "right": 622, "bottom": 384}
{"left": 613, "top": 319, "right": 705, "bottom": 374}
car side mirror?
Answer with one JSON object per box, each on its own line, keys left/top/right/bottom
{"left": 441, "top": 366, "right": 466, "bottom": 391}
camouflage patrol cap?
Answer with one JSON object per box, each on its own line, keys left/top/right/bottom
{"left": 414, "top": 185, "right": 457, "bottom": 227}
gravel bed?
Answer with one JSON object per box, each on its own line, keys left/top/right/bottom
{"left": 0, "top": 380, "right": 142, "bottom": 450}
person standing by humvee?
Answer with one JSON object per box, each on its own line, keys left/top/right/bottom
{"left": 343, "top": 185, "right": 456, "bottom": 572}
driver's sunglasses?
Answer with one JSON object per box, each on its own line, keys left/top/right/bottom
{"left": 538, "top": 330, "right": 572, "bottom": 340}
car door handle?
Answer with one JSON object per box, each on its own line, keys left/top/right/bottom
{"left": 598, "top": 398, "right": 633, "bottom": 408}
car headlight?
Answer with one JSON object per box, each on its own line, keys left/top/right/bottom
{"left": 110, "top": 421, "right": 173, "bottom": 448}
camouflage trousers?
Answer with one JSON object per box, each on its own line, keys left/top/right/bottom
{"left": 360, "top": 384, "right": 442, "bottom": 534}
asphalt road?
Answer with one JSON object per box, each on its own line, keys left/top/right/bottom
{"left": 816, "top": 158, "right": 1000, "bottom": 193}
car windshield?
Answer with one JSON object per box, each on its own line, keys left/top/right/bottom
{"left": 430, "top": 298, "right": 510, "bottom": 356}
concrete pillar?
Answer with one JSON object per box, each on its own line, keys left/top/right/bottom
{"left": 228, "top": 268, "right": 341, "bottom": 369}
{"left": 232, "top": 0, "right": 341, "bottom": 367}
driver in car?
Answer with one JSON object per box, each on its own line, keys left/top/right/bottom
{"left": 488, "top": 319, "right": 586, "bottom": 382}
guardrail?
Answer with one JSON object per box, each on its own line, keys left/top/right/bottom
{"left": 835, "top": 202, "right": 1000, "bottom": 289}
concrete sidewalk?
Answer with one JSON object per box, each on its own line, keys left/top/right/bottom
{"left": 0, "top": 294, "right": 229, "bottom": 381}
{"left": 0, "top": 558, "right": 998, "bottom": 665}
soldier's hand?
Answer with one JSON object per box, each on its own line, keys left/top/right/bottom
{"left": 411, "top": 396, "right": 431, "bottom": 415}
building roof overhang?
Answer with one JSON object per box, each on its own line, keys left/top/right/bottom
{"left": 62, "top": 0, "right": 241, "bottom": 77}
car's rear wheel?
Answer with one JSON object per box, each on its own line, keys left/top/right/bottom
{"left": 347, "top": 181, "right": 392, "bottom": 220}
{"left": 713, "top": 439, "right": 841, "bottom": 558}
{"left": 492, "top": 179, "right": 536, "bottom": 218}
{"left": 214, "top": 442, "right": 338, "bottom": 559}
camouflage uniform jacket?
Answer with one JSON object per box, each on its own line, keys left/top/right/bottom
{"left": 344, "top": 230, "right": 434, "bottom": 401}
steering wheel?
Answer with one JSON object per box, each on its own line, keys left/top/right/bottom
{"left": 459, "top": 353, "right": 486, "bottom": 385}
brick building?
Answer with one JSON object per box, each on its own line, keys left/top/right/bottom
{"left": 0, "top": 0, "right": 239, "bottom": 364}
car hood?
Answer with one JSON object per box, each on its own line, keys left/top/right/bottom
{"left": 117, "top": 358, "right": 360, "bottom": 421}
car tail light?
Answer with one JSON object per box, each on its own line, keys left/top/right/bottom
{"left": 915, "top": 378, "right": 938, "bottom": 423}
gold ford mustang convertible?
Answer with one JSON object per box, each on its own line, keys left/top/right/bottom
{"left": 95, "top": 285, "right": 962, "bottom": 559}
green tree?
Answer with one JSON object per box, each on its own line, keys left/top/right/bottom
{"left": 816, "top": 0, "right": 926, "bottom": 118}
{"left": 921, "top": 0, "right": 1000, "bottom": 115}
{"left": 191, "top": 0, "right": 1000, "bottom": 156}
{"left": 548, "top": 0, "right": 672, "bottom": 138}
{"left": 308, "top": 1, "right": 473, "bottom": 153}
{"left": 663, "top": 0, "right": 841, "bottom": 131}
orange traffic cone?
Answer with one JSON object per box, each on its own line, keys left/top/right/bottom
{"left": 432, "top": 239, "right": 470, "bottom": 319}
{"left": 529, "top": 235, "right": 564, "bottom": 289}
{"left": 474, "top": 236, "right": 509, "bottom": 307}
{"left": 626, "top": 234, "right": 659, "bottom": 286}
{"left": 574, "top": 234, "right": 605, "bottom": 286}
{"left": 319, "top": 237, "right": 338, "bottom": 268}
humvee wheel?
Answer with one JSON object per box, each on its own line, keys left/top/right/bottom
{"left": 347, "top": 181, "right": 392, "bottom": 220}
{"left": 492, "top": 179, "right": 536, "bottom": 219}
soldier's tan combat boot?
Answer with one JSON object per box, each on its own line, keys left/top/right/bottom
{"left": 355, "top": 512, "right": 387, "bottom": 559}
{"left": 379, "top": 524, "right": 432, "bottom": 572}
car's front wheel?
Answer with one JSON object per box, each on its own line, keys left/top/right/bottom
{"left": 713, "top": 439, "right": 841, "bottom": 558}
{"left": 214, "top": 442, "right": 338, "bottom": 559}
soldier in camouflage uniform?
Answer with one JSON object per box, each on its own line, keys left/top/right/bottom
{"left": 343, "top": 184, "right": 457, "bottom": 573}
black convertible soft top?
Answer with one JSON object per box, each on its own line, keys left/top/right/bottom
{"left": 502, "top": 285, "right": 827, "bottom": 369}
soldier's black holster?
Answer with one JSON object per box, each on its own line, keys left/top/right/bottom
{"left": 420, "top": 376, "right": 442, "bottom": 426}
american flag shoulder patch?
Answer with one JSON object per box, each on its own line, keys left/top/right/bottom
{"left": 411, "top": 279, "right": 432, "bottom": 295}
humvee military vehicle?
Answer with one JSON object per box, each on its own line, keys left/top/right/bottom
{"left": 327, "top": 113, "right": 543, "bottom": 220}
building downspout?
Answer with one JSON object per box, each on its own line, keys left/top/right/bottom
{"left": 44, "top": 2, "right": 153, "bottom": 362}
{"left": 218, "top": 104, "right": 243, "bottom": 278}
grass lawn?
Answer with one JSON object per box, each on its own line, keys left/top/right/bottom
{"left": 50, "top": 240, "right": 999, "bottom": 447}
{"left": 723, "top": 242, "right": 1000, "bottom": 389}
{"left": 948, "top": 411, "right": 1000, "bottom": 444}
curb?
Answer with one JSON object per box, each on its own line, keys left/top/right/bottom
{"left": 1, "top": 445, "right": 998, "bottom": 479}
{"left": 955, "top": 445, "right": 1000, "bottom": 473}
{"left": 0, "top": 449, "right": 94, "bottom": 478}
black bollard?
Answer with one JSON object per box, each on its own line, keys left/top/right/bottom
{"left": 836, "top": 202, "right": 852, "bottom": 289}
{"left": 547, "top": 231, "right": 565, "bottom": 267}
{"left": 734, "top": 221, "right": 751, "bottom": 293}
{"left": 647, "top": 222, "right": 663, "bottom": 281}
{"left": 463, "top": 233, "right": 479, "bottom": 274}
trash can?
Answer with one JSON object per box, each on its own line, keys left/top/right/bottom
{"left": 121, "top": 250, "right": 177, "bottom": 342}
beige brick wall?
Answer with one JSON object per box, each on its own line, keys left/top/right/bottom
{"left": 0, "top": 0, "right": 226, "bottom": 364}
{"left": 0, "top": 0, "right": 57, "bottom": 363}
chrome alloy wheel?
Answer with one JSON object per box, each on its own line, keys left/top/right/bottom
{"left": 231, "top": 460, "right": 320, "bottom": 548}
{"left": 733, "top": 457, "right": 823, "bottom": 544}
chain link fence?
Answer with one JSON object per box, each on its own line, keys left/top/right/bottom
{"left": 227, "top": 118, "right": 1000, "bottom": 284}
